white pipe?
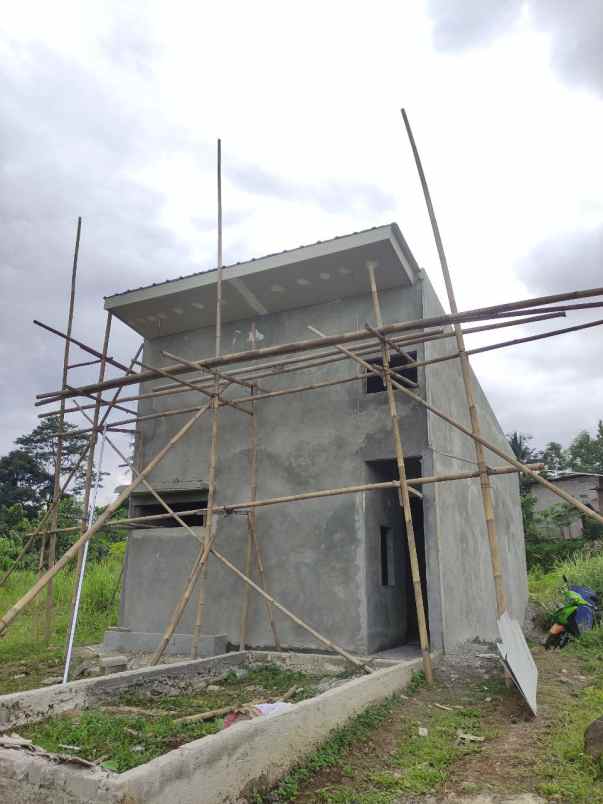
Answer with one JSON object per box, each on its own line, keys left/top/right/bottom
{"left": 62, "top": 433, "right": 107, "bottom": 684}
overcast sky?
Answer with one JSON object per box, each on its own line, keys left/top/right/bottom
{"left": 1, "top": 1, "right": 602, "bottom": 500}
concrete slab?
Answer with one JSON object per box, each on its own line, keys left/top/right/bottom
{"left": 102, "top": 627, "right": 228, "bottom": 657}
{"left": 0, "top": 650, "right": 423, "bottom": 803}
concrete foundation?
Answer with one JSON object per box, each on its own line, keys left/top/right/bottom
{"left": 0, "top": 650, "right": 424, "bottom": 804}
{"left": 102, "top": 627, "right": 228, "bottom": 657}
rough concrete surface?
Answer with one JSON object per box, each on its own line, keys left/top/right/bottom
{"left": 113, "top": 257, "right": 528, "bottom": 659}
{"left": 0, "top": 651, "right": 424, "bottom": 804}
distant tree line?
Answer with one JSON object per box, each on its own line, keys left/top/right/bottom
{"left": 507, "top": 421, "right": 603, "bottom": 569}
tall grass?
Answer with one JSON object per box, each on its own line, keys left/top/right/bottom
{"left": 0, "top": 551, "right": 122, "bottom": 663}
{"left": 528, "top": 550, "right": 603, "bottom": 613}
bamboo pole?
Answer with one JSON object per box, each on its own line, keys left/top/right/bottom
{"left": 0, "top": 404, "right": 210, "bottom": 637}
{"left": 136, "top": 355, "right": 251, "bottom": 416}
{"left": 310, "top": 329, "right": 603, "bottom": 529}
{"left": 248, "top": 511, "right": 281, "bottom": 648}
{"left": 57, "top": 311, "right": 596, "bottom": 440}
{"left": 37, "top": 286, "right": 603, "bottom": 403}
{"left": 238, "top": 323, "right": 280, "bottom": 650}
{"left": 365, "top": 264, "right": 432, "bottom": 683}
{"left": 43, "top": 218, "right": 82, "bottom": 641}
{"left": 370, "top": 317, "right": 603, "bottom": 374}
{"left": 40, "top": 332, "right": 422, "bottom": 416}
{"left": 191, "top": 137, "right": 225, "bottom": 658}
{"left": 14, "top": 464, "right": 538, "bottom": 543}
{"left": 64, "top": 312, "right": 113, "bottom": 654}
{"left": 239, "top": 323, "right": 257, "bottom": 650}
{"left": 212, "top": 547, "right": 371, "bottom": 672}
{"left": 401, "top": 108, "right": 507, "bottom": 616}
{"left": 33, "top": 319, "right": 130, "bottom": 375}
{"left": 38, "top": 307, "right": 569, "bottom": 420}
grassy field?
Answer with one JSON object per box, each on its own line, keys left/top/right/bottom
{"left": 0, "top": 551, "right": 122, "bottom": 693}
{"left": 20, "top": 664, "right": 327, "bottom": 772}
{"left": 259, "top": 550, "right": 603, "bottom": 802}
{"left": 1, "top": 547, "right": 603, "bottom": 800}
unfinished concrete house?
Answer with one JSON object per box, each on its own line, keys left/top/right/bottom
{"left": 102, "top": 223, "right": 528, "bottom": 658}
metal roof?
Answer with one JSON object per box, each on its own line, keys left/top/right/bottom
{"left": 104, "top": 223, "right": 420, "bottom": 340}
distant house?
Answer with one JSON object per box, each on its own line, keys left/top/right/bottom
{"left": 528, "top": 472, "right": 603, "bottom": 540}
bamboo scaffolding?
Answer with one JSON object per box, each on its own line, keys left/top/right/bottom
{"left": 370, "top": 317, "right": 603, "bottom": 374}
{"left": 366, "top": 264, "right": 431, "bottom": 682}
{"left": 33, "top": 319, "right": 131, "bottom": 376}
{"left": 0, "top": 341, "right": 143, "bottom": 586}
{"left": 212, "top": 546, "right": 372, "bottom": 673}
{"left": 310, "top": 329, "right": 603, "bottom": 529}
{"left": 402, "top": 107, "right": 504, "bottom": 617}
{"left": 36, "top": 285, "right": 603, "bottom": 404}
{"left": 135, "top": 355, "right": 252, "bottom": 417}
{"left": 0, "top": 403, "right": 210, "bottom": 637}
{"left": 44, "top": 218, "right": 81, "bottom": 641}
{"left": 192, "top": 137, "right": 225, "bottom": 659}
{"left": 14, "top": 465, "right": 540, "bottom": 542}
{"left": 59, "top": 310, "right": 595, "bottom": 440}
{"left": 39, "top": 310, "right": 570, "bottom": 421}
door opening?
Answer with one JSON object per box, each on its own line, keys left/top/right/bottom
{"left": 366, "top": 458, "right": 427, "bottom": 649}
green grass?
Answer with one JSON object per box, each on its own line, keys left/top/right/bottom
{"left": 0, "top": 557, "right": 121, "bottom": 692}
{"left": 256, "top": 694, "right": 402, "bottom": 803}
{"left": 534, "top": 683, "right": 603, "bottom": 801}
{"left": 258, "top": 692, "right": 489, "bottom": 803}
{"left": 20, "top": 664, "right": 329, "bottom": 773}
{"left": 119, "top": 663, "right": 329, "bottom": 713}
{"left": 528, "top": 549, "right": 603, "bottom": 614}
{"left": 21, "top": 710, "right": 222, "bottom": 772}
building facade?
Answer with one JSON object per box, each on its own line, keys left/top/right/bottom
{"left": 103, "top": 224, "right": 528, "bottom": 656}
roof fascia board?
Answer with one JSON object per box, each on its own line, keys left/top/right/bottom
{"left": 104, "top": 224, "right": 411, "bottom": 311}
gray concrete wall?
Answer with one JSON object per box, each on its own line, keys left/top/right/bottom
{"left": 119, "top": 277, "right": 428, "bottom": 654}
{"left": 420, "top": 273, "right": 528, "bottom": 648}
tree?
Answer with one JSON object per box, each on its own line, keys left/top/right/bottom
{"left": 0, "top": 450, "right": 51, "bottom": 517}
{"left": 15, "top": 416, "right": 92, "bottom": 499}
{"left": 566, "top": 421, "right": 603, "bottom": 474}
{"left": 541, "top": 441, "right": 568, "bottom": 475}
{"left": 507, "top": 431, "right": 536, "bottom": 463}
{"left": 507, "top": 432, "right": 537, "bottom": 494}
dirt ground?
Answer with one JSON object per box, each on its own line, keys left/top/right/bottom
{"left": 282, "top": 643, "right": 600, "bottom": 803}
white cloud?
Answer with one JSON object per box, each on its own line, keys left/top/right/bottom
{"left": 0, "top": 1, "right": 602, "bottom": 500}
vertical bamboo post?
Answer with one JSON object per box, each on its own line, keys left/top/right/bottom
{"left": 238, "top": 323, "right": 280, "bottom": 650}
{"left": 366, "top": 264, "right": 433, "bottom": 684}
{"left": 239, "top": 323, "right": 257, "bottom": 649}
{"left": 191, "top": 137, "right": 224, "bottom": 657}
{"left": 249, "top": 512, "right": 281, "bottom": 649}
{"left": 44, "top": 218, "right": 82, "bottom": 641}
{"left": 401, "top": 109, "right": 508, "bottom": 618}
{"left": 64, "top": 311, "right": 113, "bottom": 655}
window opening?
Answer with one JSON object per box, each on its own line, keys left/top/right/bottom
{"left": 380, "top": 526, "right": 395, "bottom": 586}
{"left": 132, "top": 491, "right": 207, "bottom": 528}
{"left": 366, "top": 352, "right": 417, "bottom": 394}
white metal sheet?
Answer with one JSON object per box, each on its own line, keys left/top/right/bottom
{"left": 497, "top": 611, "right": 538, "bottom": 715}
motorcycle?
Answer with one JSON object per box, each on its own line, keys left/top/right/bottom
{"left": 544, "top": 575, "right": 599, "bottom": 649}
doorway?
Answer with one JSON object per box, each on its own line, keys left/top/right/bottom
{"left": 366, "top": 458, "right": 427, "bottom": 651}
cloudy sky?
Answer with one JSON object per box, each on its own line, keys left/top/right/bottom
{"left": 1, "top": 1, "right": 602, "bottom": 499}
